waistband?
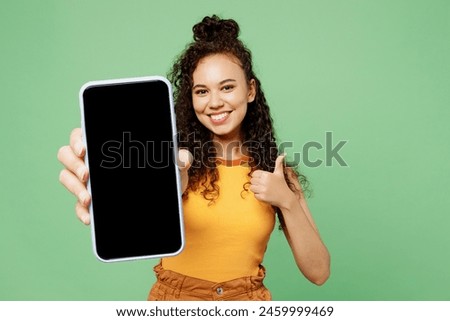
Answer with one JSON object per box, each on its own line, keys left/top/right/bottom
{"left": 152, "top": 261, "right": 268, "bottom": 300}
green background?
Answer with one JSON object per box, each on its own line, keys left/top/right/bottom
{"left": 1, "top": 0, "right": 449, "bottom": 300}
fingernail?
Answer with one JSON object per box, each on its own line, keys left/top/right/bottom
{"left": 75, "top": 142, "right": 84, "bottom": 156}
{"left": 77, "top": 167, "right": 87, "bottom": 182}
{"left": 82, "top": 215, "right": 90, "bottom": 225}
{"left": 79, "top": 191, "right": 90, "bottom": 205}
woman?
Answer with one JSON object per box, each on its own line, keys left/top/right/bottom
{"left": 58, "top": 14, "right": 330, "bottom": 301}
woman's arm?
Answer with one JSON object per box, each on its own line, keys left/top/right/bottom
{"left": 250, "top": 155, "right": 330, "bottom": 285}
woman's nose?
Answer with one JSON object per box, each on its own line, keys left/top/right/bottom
{"left": 208, "top": 91, "right": 224, "bottom": 109}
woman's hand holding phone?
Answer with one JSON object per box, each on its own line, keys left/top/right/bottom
{"left": 57, "top": 127, "right": 91, "bottom": 225}
{"left": 57, "top": 128, "right": 193, "bottom": 225}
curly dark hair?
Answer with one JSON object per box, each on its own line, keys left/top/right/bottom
{"left": 167, "top": 15, "right": 309, "bottom": 219}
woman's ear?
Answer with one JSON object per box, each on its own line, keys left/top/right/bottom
{"left": 247, "top": 79, "right": 256, "bottom": 103}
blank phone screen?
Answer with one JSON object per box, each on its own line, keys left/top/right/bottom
{"left": 80, "top": 77, "right": 184, "bottom": 262}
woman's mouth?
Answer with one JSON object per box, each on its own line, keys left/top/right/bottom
{"left": 210, "top": 111, "right": 231, "bottom": 123}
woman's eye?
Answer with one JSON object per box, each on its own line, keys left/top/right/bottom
{"left": 195, "top": 89, "right": 207, "bottom": 95}
{"left": 222, "top": 85, "right": 234, "bottom": 91}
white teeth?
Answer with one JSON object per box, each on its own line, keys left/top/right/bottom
{"left": 211, "top": 112, "right": 229, "bottom": 121}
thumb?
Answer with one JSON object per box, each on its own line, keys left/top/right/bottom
{"left": 177, "top": 149, "right": 193, "bottom": 172}
{"left": 273, "top": 153, "right": 286, "bottom": 174}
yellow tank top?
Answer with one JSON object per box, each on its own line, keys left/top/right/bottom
{"left": 162, "top": 159, "right": 276, "bottom": 282}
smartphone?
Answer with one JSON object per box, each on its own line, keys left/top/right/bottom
{"left": 79, "top": 76, "right": 184, "bottom": 262}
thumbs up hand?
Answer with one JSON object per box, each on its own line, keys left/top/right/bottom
{"left": 250, "top": 154, "right": 295, "bottom": 208}
{"left": 177, "top": 148, "right": 193, "bottom": 194}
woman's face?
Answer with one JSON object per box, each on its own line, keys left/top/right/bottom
{"left": 192, "top": 53, "right": 255, "bottom": 144}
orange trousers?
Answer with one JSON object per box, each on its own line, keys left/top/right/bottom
{"left": 147, "top": 261, "right": 272, "bottom": 301}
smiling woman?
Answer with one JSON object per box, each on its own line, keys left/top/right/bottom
{"left": 57, "top": 14, "right": 330, "bottom": 301}
{"left": 192, "top": 54, "right": 255, "bottom": 148}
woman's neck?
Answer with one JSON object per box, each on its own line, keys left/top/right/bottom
{"left": 212, "top": 140, "right": 246, "bottom": 160}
